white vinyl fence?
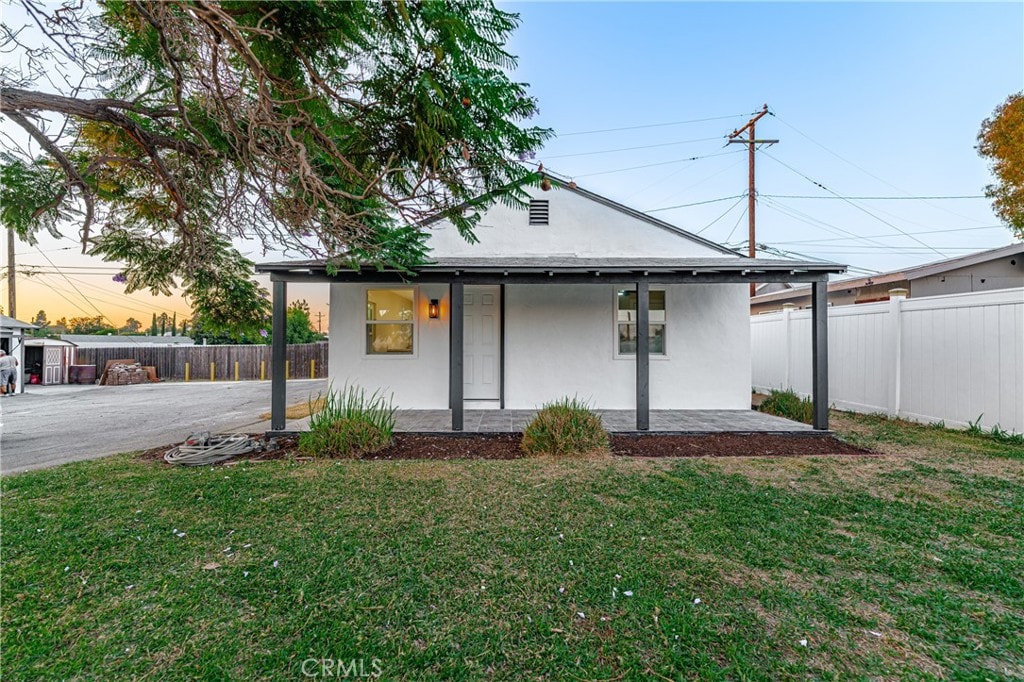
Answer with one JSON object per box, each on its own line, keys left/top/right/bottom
{"left": 751, "top": 288, "right": 1024, "bottom": 433}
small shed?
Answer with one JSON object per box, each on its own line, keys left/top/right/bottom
{"left": 23, "top": 338, "right": 78, "bottom": 385}
{"left": 0, "top": 314, "right": 38, "bottom": 394}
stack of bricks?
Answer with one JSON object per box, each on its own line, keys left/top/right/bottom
{"left": 106, "top": 363, "right": 148, "bottom": 386}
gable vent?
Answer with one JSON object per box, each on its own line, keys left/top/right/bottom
{"left": 528, "top": 199, "right": 549, "bottom": 225}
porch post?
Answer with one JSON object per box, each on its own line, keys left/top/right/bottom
{"left": 811, "top": 279, "right": 829, "bottom": 430}
{"left": 271, "top": 279, "right": 287, "bottom": 431}
{"left": 636, "top": 279, "right": 650, "bottom": 431}
{"left": 449, "top": 281, "right": 464, "bottom": 431}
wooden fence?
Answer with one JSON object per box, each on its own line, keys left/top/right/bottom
{"left": 74, "top": 342, "right": 329, "bottom": 382}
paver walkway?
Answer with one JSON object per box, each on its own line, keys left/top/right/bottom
{"left": 393, "top": 409, "right": 813, "bottom": 433}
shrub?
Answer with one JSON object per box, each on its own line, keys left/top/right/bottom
{"left": 298, "top": 385, "right": 396, "bottom": 458}
{"left": 758, "top": 389, "right": 814, "bottom": 424}
{"left": 521, "top": 398, "right": 609, "bottom": 457}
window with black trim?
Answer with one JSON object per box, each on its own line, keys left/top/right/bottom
{"left": 616, "top": 289, "right": 666, "bottom": 355}
{"left": 366, "top": 288, "right": 414, "bottom": 354}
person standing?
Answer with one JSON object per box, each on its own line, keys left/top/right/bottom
{"left": 0, "top": 349, "right": 18, "bottom": 395}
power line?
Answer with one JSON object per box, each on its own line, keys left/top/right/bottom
{"left": 759, "top": 151, "right": 948, "bottom": 258}
{"left": 544, "top": 136, "right": 725, "bottom": 159}
{"left": 642, "top": 155, "right": 748, "bottom": 208}
{"left": 694, "top": 196, "right": 747, "bottom": 235}
{"left": 558, "top": 113, "right": 748, "bottom": 137}
{"left": 786, "top": 245, "right": 995, "bottom": 253}
{"left": 771, "top": 245, "right": 997, "bottom": 252}
{"left": 752, "top": 242, "right": 881, "bottom": 275}
{"left": 21, "top": 269, "right": 128, "bottom": 276}
{"left": 14, "top": 245, "right": 79, "bottom": 256}
{"left": 23, "top": 268, "right": 191, "bottom": 318}
{"left": 31, "top": 273, "right": 95, "bottom": 318}
{"left": 647, "top": 194, "right": 746, "bottom": 213}
{"left": 762, "top": 194, "right": 985, "bottom": 201}
{"left": 61, "top": 273, "right": 191, "bottom": 318}
{"left": 760, "top": 196, "right": 896, "bottom": 249}
{"left": 31, "top": 246, "right": 145, "bottom": 341}
{"left": 770, "top": 224, "right": 1006, "bottom": 245}
{"left": 723, "top": 204, "right": 749, "bottom": 243}
{"left": 767, "top": 110, "right": 989, "bottom": 224}
{"left": 572, "top": 150, "right": 744, "bottom": 178}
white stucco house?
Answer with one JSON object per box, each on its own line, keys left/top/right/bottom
{"left": 258, "top": 180, "right": 845, "bottom": 431}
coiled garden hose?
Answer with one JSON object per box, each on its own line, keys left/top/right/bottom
{"left": 163, "top": 432, "right": 257, "bottom": 466}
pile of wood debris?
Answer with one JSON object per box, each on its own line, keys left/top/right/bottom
{"left": 106, "top": 362, "right": 149, "bottom": 386}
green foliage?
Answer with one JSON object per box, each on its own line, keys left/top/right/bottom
{"left": 7, "top": 411, "right": 1023, "bottom": 679}
{"left": 91, "top": 229, "right": 270, "bottom": 338}
{"left": 299, "top": 385, "right": 396, "bottom": 458}
{"left": 759, "top": 389, "right": 814, "bottom": 424}
{"left": 119, "top": 317, "right": 142, "bottom": 335}
{"left": 29, "top": 310, "right": 51, "bottom": 338}
{"left": 277, "top": 300, "right": 322, "bottom": 345}
{"left": 66, "top": 316, "right": 117, "bottom": 335}
{"left": 521, "top": 398, "right": 609, "bottom": 457}
{"left": 0, "top": 154, "right": 70, "bottom": 242}
{"left": 967, "top": 415, "right": 1024, "bottom": 444}
{"left": 3, "top": 0, "right": 550, "bottom": 332}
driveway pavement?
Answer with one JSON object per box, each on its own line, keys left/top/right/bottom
{"left": 0, "top": 379, "right": 327, "bottom": 475}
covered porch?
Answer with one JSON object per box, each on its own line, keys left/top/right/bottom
{"left": 396, "top": 408, "right": 812, "bottom": 434}
{"left": 257, "top": 256, "right": 845, "bottom": 434}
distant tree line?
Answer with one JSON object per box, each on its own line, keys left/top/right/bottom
{"left": 29, "top": 300, "right": 323, "bottom": 345}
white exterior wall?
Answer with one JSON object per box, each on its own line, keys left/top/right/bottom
{"left": 426, "top": 185, "right": 725, "bottom": 259}
{"left": 329, "top": 282, "right": 451, "bottom": 408}
{"left": 330, "top": 282, "right": 751, "bottom": 410}
{"left": 751, "top": 288, "right": 1024, "bottom": 433}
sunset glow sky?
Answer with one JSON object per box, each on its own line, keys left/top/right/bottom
{"left": 3, "top": 2, "right": 1021, "bottom": 332}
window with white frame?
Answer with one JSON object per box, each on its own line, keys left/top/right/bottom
{"left": 616, "top": 288, "right": 666, "bottom": 355}
{"left": 366, "top": 288, "right": 415, "bottom": 354}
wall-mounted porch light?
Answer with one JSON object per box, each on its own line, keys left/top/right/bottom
{"left": 428, "top": 299, "right": 440, "bottom": 319}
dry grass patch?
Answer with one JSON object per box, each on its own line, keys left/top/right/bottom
{"left": 258, "top": 396, "right": 325, "bottom": 421}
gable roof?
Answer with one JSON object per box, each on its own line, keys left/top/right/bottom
{"left": 749, "top": 243, "right": 1023, "bottom": 304}
{"left": 422, "top": 176, "right": 741, "bottom": 258}
{"left": 60, "top": 334, "right": 195, "bottom": 346}
{"left": 900, "top": 242, "right": 1022, "bottom": 280}
{"left": 0, "top": 315, "right": 38, "bottom": 332}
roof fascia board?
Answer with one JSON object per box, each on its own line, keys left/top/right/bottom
{"left": 902, "top": 243, "right": 1023, "bottom": 280}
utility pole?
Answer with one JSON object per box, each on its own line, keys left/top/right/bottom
{"left": 727, "top": 105, "right": 778, "bottom": 295}
{"left": 315, "top": 310, "right": 324, "bottom": 334}
{"left": 6, "top": 227, "right": 14, "bottom": 318}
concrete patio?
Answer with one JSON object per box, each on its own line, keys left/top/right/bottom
{"left": 394, "top": 409, "right": 813, "bottom": 434}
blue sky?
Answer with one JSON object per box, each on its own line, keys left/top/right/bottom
{"left": 504, "top": 1, "right": 1023, "bottom": 274}
{"left": 8, "top": 2, "right": 1023, "bottom": 325}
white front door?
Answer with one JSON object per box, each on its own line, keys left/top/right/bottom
{"left": 463, "top": 285, "right": 501, "bottom": 401}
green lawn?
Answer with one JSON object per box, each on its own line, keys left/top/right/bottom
{"left": 3, "top": 413, "right": 1022, "bottom": 680}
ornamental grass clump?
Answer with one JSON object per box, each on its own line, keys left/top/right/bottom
{"left": 758, "top": 388, "right": 814, "bottom": 424}
{"left": 521, "top": 398, "right": 609, "bottom": 457}
{"left": 299, "top": 385, "right": 396, "bottom": 458}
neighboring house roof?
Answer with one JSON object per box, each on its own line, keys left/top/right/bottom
{"left": 899, "top": 242, "right": 1023, "bottom": 280}
{"left": 750, "top": 243, "right": 1023, "bottom": 304}
{"left": 24, "top": 338, "right": 77, "bottom": 347}
{"left": 0, "top": 315, "right": 38, "bottom": 333}
{"left": 60, "top": 334, "right": 195, "bottom": 345}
